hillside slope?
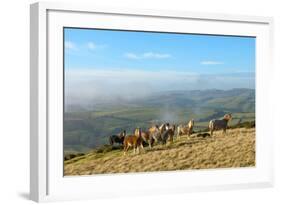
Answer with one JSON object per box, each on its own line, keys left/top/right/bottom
{"left": 64, "top": 88, "right": 255, "bottom": 152}
{"left": 64, "top": 127, "right": 255, "bottom": 175}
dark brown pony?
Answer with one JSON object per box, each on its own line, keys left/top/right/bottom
{"left": 159, "top": 123, "right": 170, "bottom": 134}
{"left": 108, "top": 130, "right": 126, "bottom": 146}
{"left": 209, "top": 113, "right": 232, "bottom": 136}
{"left": 162, "top": 125, "right": 176, "bottom": 144}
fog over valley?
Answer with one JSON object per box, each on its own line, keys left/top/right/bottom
{"left": 65, "top": 68, "right": 255, "bottom": 111}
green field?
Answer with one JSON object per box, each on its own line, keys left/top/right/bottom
{"left": 64, "top": 88, "right": 255, "bottom": 153}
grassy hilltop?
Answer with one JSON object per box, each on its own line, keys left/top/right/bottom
{"left": 64, "top": 127, "right": 255, "bottom": 175}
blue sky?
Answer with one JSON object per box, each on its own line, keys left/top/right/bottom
{"left": 64, "top": 28, "right": 255, "bottom": 105}
{"left": 64, "top": 28, "right": 255, "bottom": 74}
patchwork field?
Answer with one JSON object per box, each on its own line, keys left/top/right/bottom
{"left": 64, "top": 89, "right": 255, "bottom": 153}
{"left": 64, "top": 127, "right": 255, "bottom": 175}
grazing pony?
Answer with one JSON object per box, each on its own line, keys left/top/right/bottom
{"left": 162, "top": 125, "right": 176, "bottom": 144}
{"left": 108, "top": 130, "right": 126, "bottom": 146}
{"left": 123, "top": 128, "right": 144, "bottom": 155}
{"left": 177, "top": 119, "right": 194, "bottom": 137}
{"left": 209, "top": 113, "right": 232, "bottom": 136}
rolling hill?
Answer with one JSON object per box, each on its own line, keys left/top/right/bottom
{"left": 64, "top": 88, "right": 255, "bottom": 153}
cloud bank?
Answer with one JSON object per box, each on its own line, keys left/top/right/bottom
{"left": 200, "top": 61, "right": 224, "bottom": 65}
{"left": 124, "top": 52, "right": 172, "bottom": 60}
{"left": 65, "top": 41, "right": 77, "bottom": 50}
{"left": 65, "top": 41, "right": 107, "bottom": 52}
{"left": 65, "top": 68, "right": 255, "bottom": 108}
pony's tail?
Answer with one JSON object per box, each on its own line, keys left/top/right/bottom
{"left": 109, "top": 136, "right": 113, "bottom": 146}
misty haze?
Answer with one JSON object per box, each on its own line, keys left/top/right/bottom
{"left": 65, "top": 68, "right": 254, "bottom": 111}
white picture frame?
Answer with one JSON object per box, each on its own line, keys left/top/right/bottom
{"left": 30, "top": 2, "right": 274, "bottom": 202}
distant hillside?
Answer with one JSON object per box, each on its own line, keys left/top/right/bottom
{"left": 64, "top": 127, "right": 256, "bottom": 175}
{"left": 64, "top": 88, "right": 255, "bottom": 152}
{"left": 66, "top": 88, "right": 255, "bottom": 112}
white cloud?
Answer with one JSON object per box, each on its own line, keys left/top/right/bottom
{"left": 201, "top": 61, "right": 224, "bottom": 65}
{"left": 124, "top": 52, "right": 171, "bottom": 60}
{"left": 65, "top": 41, "right": 77, "bottom": 50}
{"left": 86, "top": 42, "right": 107, "bottom": 50}
{"left": 87, "top": 42, "right": 97, "bottom": 50}
{"left": 65, "top": 41, "right": 107, "bottom": 53}
{"left": 143, "top": 52, "right": 171, "bottom": 59}
{"left": 124, "top": 53, "right": 139, "bottom": 59}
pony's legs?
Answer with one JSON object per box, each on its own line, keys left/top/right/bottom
{"left": 169, "top": 134, "right": 173, "bottom": 143}
{"left": 148, "top": 141, "right": 152, "bottom": 149}
{"left": 152, "top": 136, "right": 158, "bottom": 144}
{"left": 140, "top": 143, "right": 145, "bottom": 153}
{"left": 123, "top": 144, "right": 129, "bottom": 155}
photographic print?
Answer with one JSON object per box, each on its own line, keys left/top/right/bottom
{"left": 63, "top": 28, "right": 255, "bottom": 176}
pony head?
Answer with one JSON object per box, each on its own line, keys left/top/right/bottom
{"left": 120, "top": 130, "right": 126, "bottom": 138}
{"left": 223, "top": 113, "right": 232, "bottom": 121}
{"left": 188, "top": 119, "right": 194, "bottom": 127}
{"left": 134, "top": 127, "right": 142, "bottom": 137}
{"left": 165, "top": 123, "right": 170, "bottom": 131}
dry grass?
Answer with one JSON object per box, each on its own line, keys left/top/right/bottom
{"left": 64, "top": 128, "right": 255, "bottom": 176}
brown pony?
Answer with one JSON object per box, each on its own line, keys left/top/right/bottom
{"left": 148, "top": 124, "right": 159, "bottom": 135}
{"left": 177, "top": 119, "right": 194, "bottom": 137}
{"left": 147, "top": 123, "right": 169, "bottom": 146}
{"left": 123, "top": 128, "right": 144, "bottom": 155}
{"left": 140, "top": 130, "right": 154, "bottom": 149}
{"left": 148, "top": 125, "right": 162, "bottom": 145}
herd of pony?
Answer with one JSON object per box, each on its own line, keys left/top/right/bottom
{"left": 108, "top": 113, "right": 233, "bottom": 155}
